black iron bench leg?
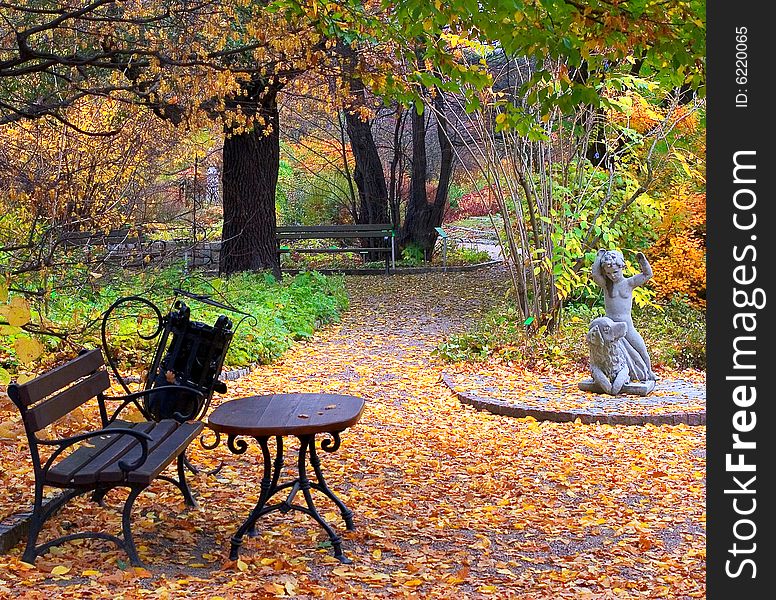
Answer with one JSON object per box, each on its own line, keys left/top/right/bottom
{"left": 183, "top": 452, "right": 224, "bottom": 477}
{"left": 23, "top": 485, "right": 146, "bottom": 568}
{"left": 121, "top": 486, "right": 145, "bottom": 566}
{"left": 23, "top": 486, "right": 82, "bottom": 564}
{"left": 157, "top": 454, "right": 199, "bottom": 508}
{"left": 91, "top": 487, "right": 109, "bottom": 507}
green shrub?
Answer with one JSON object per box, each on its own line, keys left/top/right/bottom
{"left": 436, "top": 297, "right": 705, "bottom": 371}
{"left": 401, "top": 244, "right": 425, "bottom": 265}
{"left": 6, "top": 265, "right": 348, "bottom": 374}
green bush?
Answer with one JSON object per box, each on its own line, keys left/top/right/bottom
{"left": 436, "top": 297, "right": 705, "bottom": 371}
{"left": 401, "top": 244, "right": 425, "bottom": 265}
{"left": 6, "top": 265, "right": 348, "bottom": 373}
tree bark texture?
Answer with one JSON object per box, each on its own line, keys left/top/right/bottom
{"left": 219, "top": 84, "right": 281, "bottom": 278}
{"left": 345, "top": 110, "right": 389, "bottom": 226}
{"left": 399, "top": 91, "right": 454, "bottom": 259}
{"left": 337, "top": 42, "right": 391, "bottom": 260}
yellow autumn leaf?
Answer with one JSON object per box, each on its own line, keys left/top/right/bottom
{"left": 7, "top": 304, "right": 31, "bottom": 327}
{"left": 9, "top": 296, "right": 28, "bottom": 309}
{"left": 51, "top": 565, "right": 71, "bottom": 575}
{"left": 0, "top": 419, "right": 23, "bottom": 440}
{"left": 14, "top": 337, "right": 44, "bottom": 364}
{"left": 236, "top": 559, "right": 249, "bottom": 572}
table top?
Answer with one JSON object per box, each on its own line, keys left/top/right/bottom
{"left": 207, "top": 393, "right": 365, "bottom": 437}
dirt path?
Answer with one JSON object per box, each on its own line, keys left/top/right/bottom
{"left": 2, "top": 267, "right": 705, "bottom": 599}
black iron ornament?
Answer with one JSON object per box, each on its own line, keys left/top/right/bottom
{"left": 100, "top": 289, "right": 254, "bottom": 423}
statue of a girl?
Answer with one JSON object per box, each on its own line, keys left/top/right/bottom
{"left": 591, "top": 249, "right": 656, "bottom": 382}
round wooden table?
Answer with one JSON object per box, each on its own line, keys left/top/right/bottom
{"left": 207, "top": 393, "right": 365, "bottom": 563}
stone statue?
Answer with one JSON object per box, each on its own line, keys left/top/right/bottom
{"left": 579, "top": 249, "right": 656, "bottom": 396}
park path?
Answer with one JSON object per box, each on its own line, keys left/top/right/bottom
{"left": 3, "top": 267, "right": 706, "bottom": 599}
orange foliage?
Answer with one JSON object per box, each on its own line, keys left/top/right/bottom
{"left": 649, "top": 191, "right": 706, "bottom": 307}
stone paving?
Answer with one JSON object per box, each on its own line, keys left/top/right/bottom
{"left": 443, "top": 372, "right": 706, "bottom": 426}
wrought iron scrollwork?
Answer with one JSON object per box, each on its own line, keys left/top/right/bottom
{"left": 227, "top": 434, "right": 249, "bottom": 455}
{"left": 320, "top": 431, "right": 341, "bottom": 453}
{"left": 199, "top": 429, "right": 221, "bottom": 450}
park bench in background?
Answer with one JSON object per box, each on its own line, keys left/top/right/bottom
{"left": 276, "top": 224, "right": 396, "bottom": 273}
{"left": 7, "top": 349, "right": 204, "bottom": 566}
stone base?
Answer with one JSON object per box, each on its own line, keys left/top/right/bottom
{"left": 578, "top": 378, "right": 656, "bottom": 396}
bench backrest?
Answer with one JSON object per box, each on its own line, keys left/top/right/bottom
{"left": 8, "top": 349, "right": 110, "bottom": 433}
{"left": 276, "top": 224, "right": 394, "bottom": 241}
{"left": 144, "top": 303, "right": 234, "bottom": 421}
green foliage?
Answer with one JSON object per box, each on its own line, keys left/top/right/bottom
{"left": 447, "top": 183, "right": 466, "bottom": 210}
{"left": 277, "top": 165, "right": 350, "bottom": 227}
{"left": 436, "top": 297, "right": 705, "bottom": 371}
{"left": 275, "top": 160, "right": 305, "bottom": 225}
{"left": 446, "top": 245, "right": 492, "bottom": 265}
{"left": 2, "top": 265, "right": 348, "bottom": 375}
{"left": 400, "top": 244, "right": 425, "bottom": 265}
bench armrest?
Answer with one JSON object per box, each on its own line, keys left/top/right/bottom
{"left": 102, "top": 385, "right": 206, "bottom": 423}
{"left": 37, "top": 427, "right": 154, "bottom": 473}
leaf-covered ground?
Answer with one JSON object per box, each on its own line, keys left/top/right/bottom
{"left": 0, "top": 267, "right": 705, "bottom": 598}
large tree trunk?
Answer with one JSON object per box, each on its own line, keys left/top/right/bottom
{"left": 338, "top": 42, "right": 390, "bottom": 260}
{"left": 399, "top": 90, "right": 454, "bottom": 259}
{"left": 345, "top": 110, "right": 389, "bottom": 226}
{"left": 219, "top": 85, "right": 281, "bottom": 278}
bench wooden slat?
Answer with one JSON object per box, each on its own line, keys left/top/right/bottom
{"left": 276, "top": 224, "right": 393, "bottom": 233}
{"left": 10, "top": 349, "right": 105, "bottom": 407}
{"left": 127, "top": 421, "right": 204, "bottom": 485}
{"left": 96, "top": 420, "right": 180, "bottom": 484}
{"left": 26, "top": 370, "right": 111, "bottom": 432}
{"left": 68, "top": 422, "right": 157, "bottom": 485}
{"left": 46, "top": 421, "right": 154, "bottom": 486}
{"left": 281, "top": 247, "right": 390, "bottom": 254}
{"left": 276, "top": 231, "right": 392, "bottom": 240}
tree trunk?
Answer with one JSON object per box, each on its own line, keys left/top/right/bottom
{"left": 338, "top": 41, "right": 391, "bottom": 261}
{"left": 219, "top": 85, "right": 281, "bottom": 278}
{"left": 345, "top": 110, "right": 389, "bottom": 226}
{"left": 399, "top": 90, "right": 454, "bottom": 259}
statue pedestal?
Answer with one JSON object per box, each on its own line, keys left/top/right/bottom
{"left": 578, "top": 378, "right": 655, "bottom": 396}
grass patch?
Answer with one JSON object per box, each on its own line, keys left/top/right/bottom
{"left": 5, "top": 266, "right": 348, "bottom": 375}
{"left": 435, "top": 297, "right": 705, "bottom": 371}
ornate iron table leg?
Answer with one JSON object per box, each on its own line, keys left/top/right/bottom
{"left": 309, "top": 433, "right": 354, "bottom": 530}
{"left": 226, "top": 432, "right": 353, "bottom": 563}
{"left": 228, "top": 435, "right": 272, "bottom": 560}
{"left": 248, "top": 436, "right": 283, "bottom": 537}
{"left": 297, "top": 435, "right": 351, "bottom": 564}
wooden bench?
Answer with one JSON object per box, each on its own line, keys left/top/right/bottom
{"left": 276, "top": 224, "right": 396, "bottom": 273}
{"left": 7, "top": 349, "right": 205, "bottom": 567}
